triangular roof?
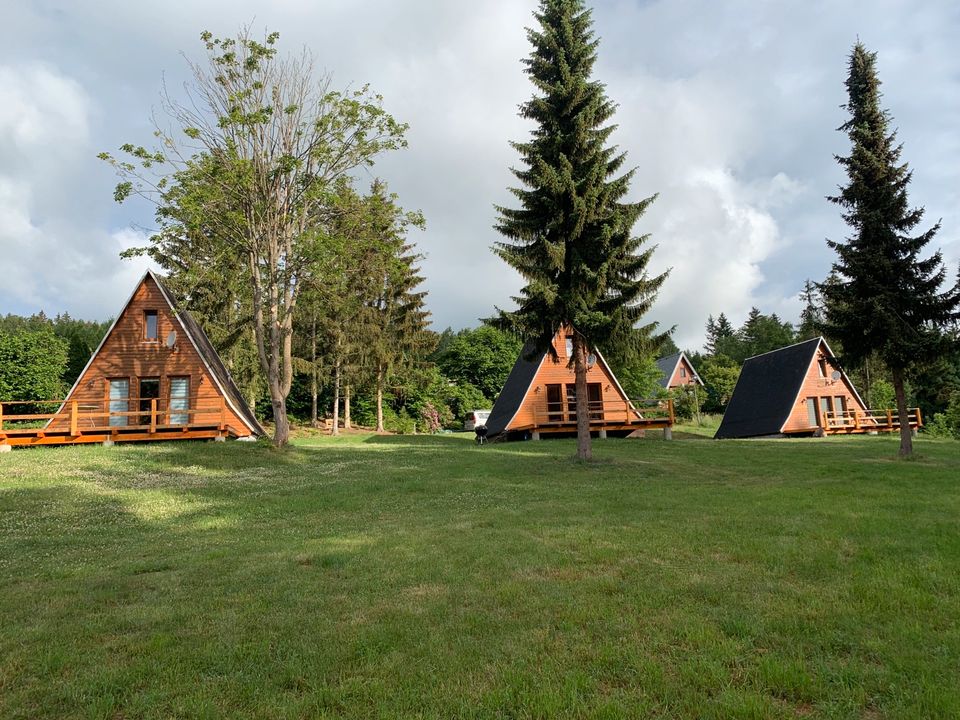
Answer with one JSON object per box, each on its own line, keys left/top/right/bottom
{"left": 714, "top": 337, "right": 864, "bottom": 439}
{"left": 51, "top": 270, "right": 265, "bottom": 437}
{"left": 485, "top": 337, "right": 634, "bottom": 438}
{"left": 655, "top": 351, "right": 703, "bottom": 388}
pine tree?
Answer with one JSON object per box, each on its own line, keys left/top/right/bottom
{"left": 494, "top": 0, "right": 668, "bottom": 460}
{"left": 822, "top": 43, "right": 960, "bottom": 456}
{"left": 797, "top": 279, "right": 823, "bottom": 341}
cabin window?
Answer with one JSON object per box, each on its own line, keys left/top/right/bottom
{"left": 169, "top": 376, "right": 190, "bottom": 425}
{"left": 546, "top": 384, "right": 563, "bottom": 422}
{"left": 108, "top": 378, "right": 130, "bottom": 427}
{"left": 820, "top": 397, "right": 833, "bottom": 425}
{"left": 564, "top": 336, "right": 573, "bottom": 358}
{"left": 680, "top": 366, "right": 687, "bottom": 378}
{"left": 565, "top": 384, "right": 577, "bottom": 421}
{"left": 818, "top": 357, "right": 828, "bottom": 378}
{"left": 834, "top": 396, "right": 846, "bottom": 415}
{"left": 806, "top": 398, "right": 818, "bottom": 427}
{"left": 144, "top": 310, "right": 159, "bottom": 341}
{"left": 139, "top": 378, "right": 160, "bottom": 425}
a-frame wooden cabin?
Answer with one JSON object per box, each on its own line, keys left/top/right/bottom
{"left": 0, "top": 271, "right": 264, "bottom": 448}
{"left": 715, "top": 337, "right": 921, "bottom": 439}
{"left": 656, "top": 351, "right": 703, "bottom": 390}
{"left": 484, "top": 328, "right": 673, "bottom": 441}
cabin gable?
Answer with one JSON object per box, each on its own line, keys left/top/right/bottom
{"left": 781, "top": 341, "right": 868, "bottom": 434}
{"left": 48, "top": 274, "right": 258, "bottom": 437}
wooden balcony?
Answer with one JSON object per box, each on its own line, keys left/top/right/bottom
{"left": 820, "top": 407, "right": 923, "bottom": 435}
{"left": 516, "top": 398, "right": 675, "bottom": 435}
{"left": 0, "top": 398, "right": 242, "bottom": 448}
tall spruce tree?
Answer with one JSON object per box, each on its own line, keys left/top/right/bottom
{"left": 797, "top": 279, "right": 823, "bottom": 342}
{"left": 494, "top": 0, "right": 668, "bottom": 460}
{"left": 823, "top": 43, "right": 960, "bottom": 456}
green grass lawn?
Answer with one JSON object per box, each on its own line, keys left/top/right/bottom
{"left": 2, "top": 433, "right": 959, "bottom": 719}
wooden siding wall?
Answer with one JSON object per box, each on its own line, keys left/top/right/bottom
{"left": 507, "top": 333, "right": 634, "bottom": 431}
{"left": 667, "top": 356, "right": 699, "bottom": 388}
{"left": 782, "top": 346, "right": 867, "bottom": 433}
{"left": 48, "top": 276, "right": 251, "bottom": 434}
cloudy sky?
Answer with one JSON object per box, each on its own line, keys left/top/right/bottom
{"left": 2, "top": 1, "right": 958, "bottom": 350}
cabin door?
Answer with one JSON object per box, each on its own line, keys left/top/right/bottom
{"left": 546, "top": 384, "right": 563, "bottom": 423}
{"left": 138, "top": 378, "right": 160, "bottom": 426}
{"left": 169, "top": 377, "right": 190, "bottom": 425}
{"left": 108, "top": 379, "right": 130, "bottom": 427}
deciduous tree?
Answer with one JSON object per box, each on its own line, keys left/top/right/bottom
{"left": 101, "top": 29, "right": 408, "bottom": 446}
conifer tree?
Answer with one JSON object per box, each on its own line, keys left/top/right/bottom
{"left": 823, "top": 43, "right": 960, "bottom": 456}
{"left": 494, "top": 0, "right": 668, "bottom": 460}
{"left": 797, "top": 279, "right": 823, "bottom": 342}
{"left": 705, "top": 313, "right": 735, "bottom": 356}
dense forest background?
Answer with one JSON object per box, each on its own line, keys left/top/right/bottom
{"left": 4, "top": 278, "right": 958, "bottom": 437}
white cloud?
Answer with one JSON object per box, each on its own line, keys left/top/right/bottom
{"left": 0, "top": 0, "right": 957, "bottom": 351}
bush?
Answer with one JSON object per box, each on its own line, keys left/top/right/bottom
{"left": 926, "top": 392, "right": 960, "bottom": 439}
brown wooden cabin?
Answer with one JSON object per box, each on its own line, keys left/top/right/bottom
{"left": 656, "top": 351, "right": 703, "bottom": 390}
{"left": 484, "top": 328, "right": 673, "bottom": 441}
{"left": 715, "top": 337, "right": 922, "bottom": 439}
{"left": 0, "top": 271, "right": 263, "bottom": 448}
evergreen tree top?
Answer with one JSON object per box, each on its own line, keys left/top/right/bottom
{"left": 492, "top": 0, "right": 667, "bottom": 361}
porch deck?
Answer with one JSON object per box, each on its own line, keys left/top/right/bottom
{"left": 510, "top": 398, "right": 675, "bottom": 436}
{"left": 819, "top": 407, "right": 923, "bottom": 435}
{"left": 0, "top": 399, "right": 244, "bottom": 448}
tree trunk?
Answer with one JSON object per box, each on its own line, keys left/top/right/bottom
{"left": 272, "top": 397, "right": 290, "bottom": 447}
{"left": 572, "top": 333, "right": 592, "bottom": 461}
{"left": 376, "top": 365, "right": 385, "bottom": 433}
{"left": 310, "top": 318, "right": 318, "bottom": 428}
{"left": 332, "top": 359, "right": 341, "bottom": 436}
{"left": 344, "top": 385, "right": 352, "bottom": 429}
{"left": 892, "top": 367, "right": 913, "bottom": 457}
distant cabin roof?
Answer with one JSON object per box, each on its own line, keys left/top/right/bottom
{"left": 714, "top": 337, "right": 823, "bottom": 439}
{"left": 655, "top": 353, "right": 682, "bottom": 388}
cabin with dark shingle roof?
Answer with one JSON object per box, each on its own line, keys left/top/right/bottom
{"left": 715, "top": 337, "right": 869, "bottom": 439}
{"left": 655, "top": 352, "right": 703, "bottom": 390}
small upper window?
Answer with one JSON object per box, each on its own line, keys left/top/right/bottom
{"left": 680, "top": 366, "right": 687, "bottom": 378}
{"left": 144, "top": 310, "right": 158, "bottom": 341}
{"left": 818, "top": 358, "right": 828, "bottom": 378}
{"left": 565, "top": 336, "right": 573, "bottom": 357}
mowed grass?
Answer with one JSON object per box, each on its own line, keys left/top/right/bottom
{"left": 1, "top": 434, "right": 959, "bottom": 719}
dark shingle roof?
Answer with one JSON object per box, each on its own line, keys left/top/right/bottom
{"left": 484, "top": 342, "right": 543, "bottom": 437}
{"left": 655, "top": 353, "right": 681, "bottom": 388}
{"left": 714, "top": 338, "right": 821, "bottom": 439}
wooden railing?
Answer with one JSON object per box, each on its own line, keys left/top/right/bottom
{"left": 0, "top": 398, "right": 228, "bottom": 436}
{"left": 821, "top": 407, "right": 922, "bottom": 433}
{"left": 529, "top": 398, "right": 674, "bottom": 428}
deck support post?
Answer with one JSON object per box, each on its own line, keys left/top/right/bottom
{"left": 0, "top": 444, "right": 11, "bottom": 454}
{"left": 214, "top": 435, "right": 226, "bottom": 443}
{"left": 103, "top": 438, "right": 115, "bottom": 448}
{"left": 663, "top": 427, "right": 673, "bottom": 441}
{"left": 599, "top": 429, "right": 608, "bottom": 440}
{"left": 531, "top": 431, "right": 541, "bottom": 441}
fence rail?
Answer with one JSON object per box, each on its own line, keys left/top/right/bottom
{"left": 0, "top": 397, "right": 229, "bottom": 442}
{"left": 821, "top": 407, "right": 922, "bottom": 433}
{"left": 528, "top": 398, "right": 674, "bottom": 430}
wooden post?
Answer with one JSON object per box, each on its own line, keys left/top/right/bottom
{"left": 886, "top": 409, "right": 893, "bottom": 431}
{"left": 915, "top": 407, "right": 923, "bottom": 428}
{"left": 70, "top": 401, "right": 78, "bottom": 437}
{"left": 0, "top": 403, "right": 4, "bottom": 433}
{"left": 150, "top": 399, "right": 157, "bottom": 434}
{"left": 668, "top": 399, "right": 676, "bottom": 427}
{"left": 853, "top": 409, "right": 860, "bottom": 431}
{"left": 220, "top": 396, "right": 226, "bottom": 431}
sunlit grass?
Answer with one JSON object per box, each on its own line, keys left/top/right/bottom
{"left": 1, "top": 433, "right": 959, "bottom": 718}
